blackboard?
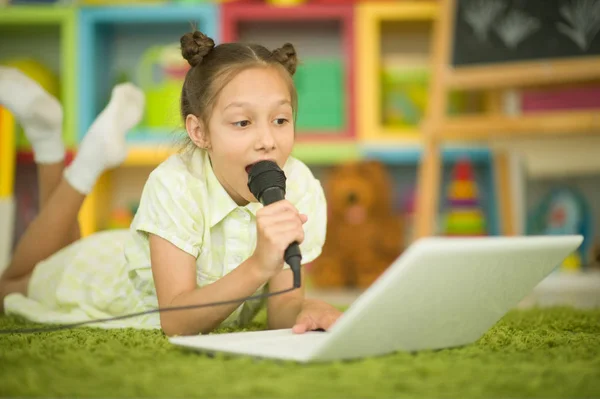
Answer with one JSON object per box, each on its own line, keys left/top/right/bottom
{"left": 452, "top": 0, "right": 600, "bottom": 67}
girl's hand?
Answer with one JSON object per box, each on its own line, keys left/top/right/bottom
{"left": 292, "top": 300, "right": 343, "bottom": 334}
{"left": 251, "top": 200, "right": 308, "bottom": 280}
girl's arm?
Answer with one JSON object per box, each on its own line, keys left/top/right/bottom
{"left": 266, "top": 268, "right": 305, "bottom": 329}
{"left": 267, "top": 267, "right": 343, "bottom": 332}
{"left": 150, "top": 234, "right": 269, "bottom": 336}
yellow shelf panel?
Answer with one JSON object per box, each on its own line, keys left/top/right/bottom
{"left": 380, "top": 128, "right": 422, "bottom": 141}
{"left": 360, "top": 128, "right": 422, "bottom": 146}
{"left": 439, "top": 109, "right": 600, "bottom": 141}
{"left": 121, "top": 142, "right": 360, "bottom": 167}
{"left": 360, "top": 1, "right": 438, "bottom": 21}
{"left": 124, "top": 146, "right": 178, "bottom": 166}
{"left": 79, "top": 172, "right": 112, "bottom": 237}
{"left": 356, "top": 1, "right": 438, "bottom": 144}
{"left": 0, "top": 107, "right": 16, "bottom": 198}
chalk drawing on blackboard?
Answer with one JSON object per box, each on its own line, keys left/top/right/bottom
{"left": 493, "top": 9, "right": 541, "bottom": 49}
{"left": 461, "top": 0, "right": 507, "bottom": 42}
{"left": 556, "top": 0, "right": 600, "bottom": 51}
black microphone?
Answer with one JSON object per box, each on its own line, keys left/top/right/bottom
{"left": 248, "top": 160, "right": 302, "bottom": 288}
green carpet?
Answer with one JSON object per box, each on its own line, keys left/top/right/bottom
{"left": 1, "top": 307, "right": 599, "bottom": 398}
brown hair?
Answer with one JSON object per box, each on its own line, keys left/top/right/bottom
{"left": 179, "top": 30, "right": 299, "bottom": 148}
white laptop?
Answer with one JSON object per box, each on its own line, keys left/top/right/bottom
{"left": 169, "top": 235, "right": 583, "bottom": 363}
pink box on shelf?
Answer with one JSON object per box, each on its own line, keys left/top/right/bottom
{"left": 521, "top": 86, "right": 600, "bottom": 112}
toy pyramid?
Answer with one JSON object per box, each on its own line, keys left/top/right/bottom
{"left": 443, "top": 157, "right": 487, "bottom": 236}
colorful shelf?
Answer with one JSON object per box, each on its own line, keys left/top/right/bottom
{"left": 360, "top": 146, "right": 492, "bottom": 165}
{"left": 222, "top": 2, "right": 355, "bottom": 143}
{"left": 356, "top": 1, "right": 438, "bottom": 145}
{"left": 77, "top": 4, "right": 220, "bottom": 144}
{"left": 121, "top": 140, "right": 360, "bottom": 166}
{"left": 1, "top": 1, "right": 500, "bottom": 237}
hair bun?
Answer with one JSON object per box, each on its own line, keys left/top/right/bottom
{"left": 180, "top": 31, "right": 215, "bottom": 67}
{"left": 272, "top": 43, "right": 298, "bottom": 75}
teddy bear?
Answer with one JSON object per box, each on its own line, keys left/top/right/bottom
{"left": 308, "top": 159, "right": 404, "bottom": 289}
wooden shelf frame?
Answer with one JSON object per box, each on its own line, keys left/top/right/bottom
{"left": 355, "top": 1, "right": 438, "bottom": 145}
{"left": 413, "top": 0, "right": 600, "bottom": 240}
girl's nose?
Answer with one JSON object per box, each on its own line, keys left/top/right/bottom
{"left": 256, "top": 127, "right": 276, "bottom": 151}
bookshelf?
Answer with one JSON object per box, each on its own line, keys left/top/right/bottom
{"left": 355, "top": 1, "right": 496, "bottom": 235}
{"left": 1, "top": 1, "right": 499, "bottom": 238}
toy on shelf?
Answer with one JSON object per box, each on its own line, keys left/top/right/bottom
{"left": 135, "top": 44, "right": 189, "bottom": 138}
{"left": 381, "top": 56, "right": 471, "bottom": 130}
{"left": 528, "top": 187, "right": 594, "bottom": 272}
{"left": 442, "top": 157, "right": 487, "bottom": 236}
{"left": 381, "top": 57, "right": 429, "bottom": 128}
{"left": 308, "top": 160, "right": 404, "bottom": 289}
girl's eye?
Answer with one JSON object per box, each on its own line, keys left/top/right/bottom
{"left": 233, "top": 120, "right": 250, "bottom": 128}
{"left": 274, "top": 118, "right": 288, "bottom": 125}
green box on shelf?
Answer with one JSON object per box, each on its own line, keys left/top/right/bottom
{"left": 381, "top": 64, "right": 470, "bottom": 129}
{"left": 293, "top": 58, "right": 344, "bottom": 131}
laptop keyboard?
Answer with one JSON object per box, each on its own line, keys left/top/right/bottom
{"left": 182, "top": 329, "right": 330, "bottom": 356}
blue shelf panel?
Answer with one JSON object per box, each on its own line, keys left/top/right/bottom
{"left": 360, "top": 146, "right": 492, "bottom": 165}
{"left": 77, "top": 4, "right": 219, "bottom": 142}
{"left": 78, "top": 5, "right": 220, "bottom": 25}
{"left": 126, "top": 127, "right": 186, "bottom": 144}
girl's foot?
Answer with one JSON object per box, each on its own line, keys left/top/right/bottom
{"left": 0, "top": 67, "right": 64, "bottom": 164}
{"left": 64, "top": 83, "right": 145, "bottom": 194}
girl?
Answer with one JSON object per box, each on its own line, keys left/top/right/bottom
{"left": 0, "top": 30, "right": 343, "bottom": 336}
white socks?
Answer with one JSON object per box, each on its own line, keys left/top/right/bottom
{"left": 0, "top": 66, "right": 65, "bottom": 164}
{"left": 64, "top": 83, "right": 145, "bottom": 194}
{"left": 0, "top": 67, "right": 145, "bottom": 195}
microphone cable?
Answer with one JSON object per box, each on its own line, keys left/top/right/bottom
{"left": 0, "top": 285, "right": 296, "bottom": 335}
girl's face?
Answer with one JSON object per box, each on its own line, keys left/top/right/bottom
{"left": 190, "top": 66, "right": 295, "bottom": 205}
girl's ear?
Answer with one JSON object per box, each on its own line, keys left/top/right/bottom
{"left": 185, "top": 114, "right": 211, "bottom": 149}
